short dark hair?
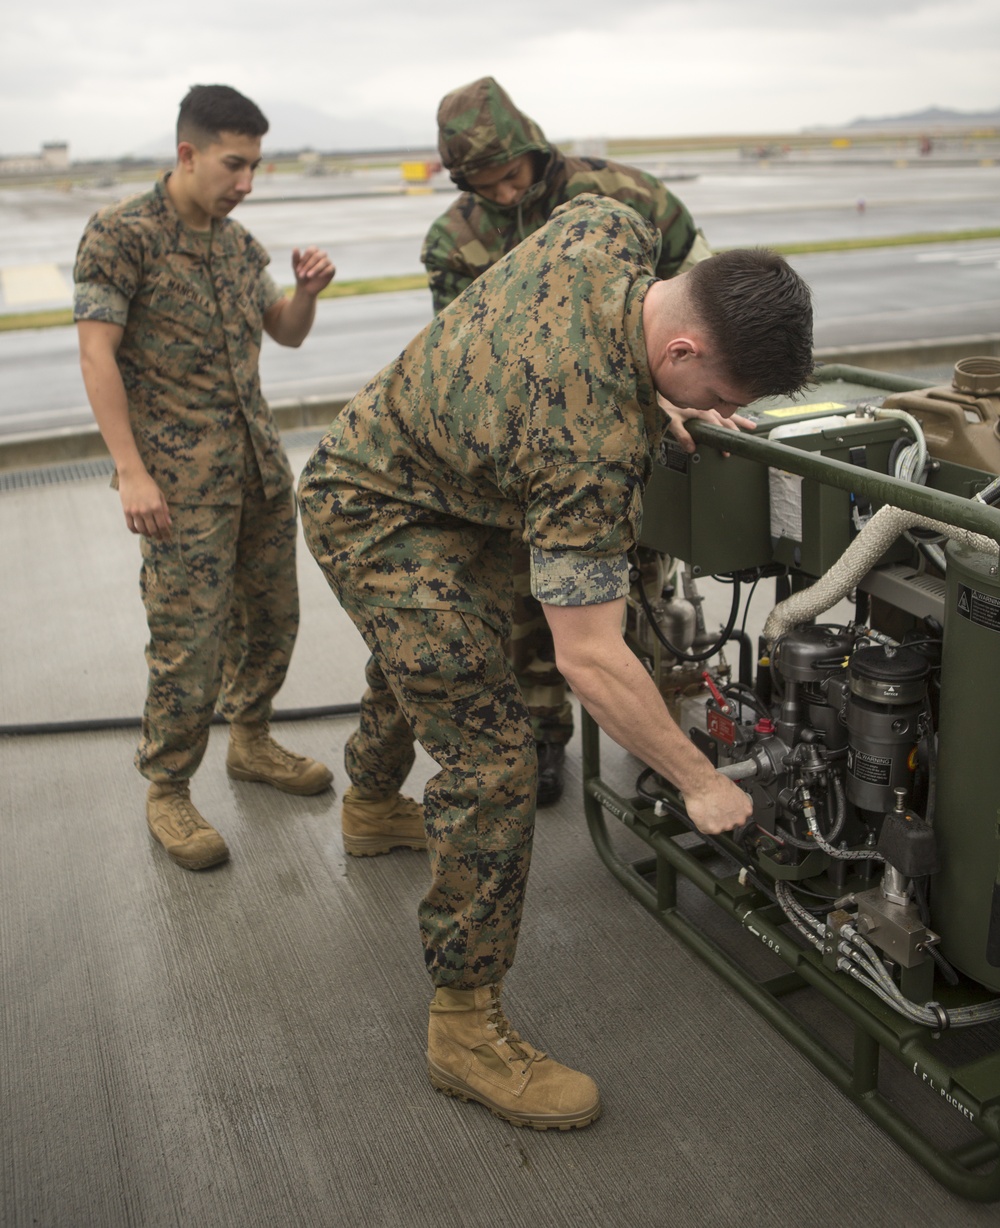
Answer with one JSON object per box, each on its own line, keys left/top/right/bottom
{"left": 177, "top": 85, "right": 269, "bottom": 148}
{"left": 686, "top": 248, "right": 814, "bottom": 400}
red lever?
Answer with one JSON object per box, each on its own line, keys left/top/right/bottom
{"left": 701, "top": 671, "right": 730, "bottom": 715}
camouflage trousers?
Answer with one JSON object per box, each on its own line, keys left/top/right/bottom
{"left": 136, "top": 486, "right": 299, "bottom": 781}
{"left": 343, "top": 604, "right": 537, "bottom": 990}
{"left": 507, "top": 539, "right": 573, "bottom": 746}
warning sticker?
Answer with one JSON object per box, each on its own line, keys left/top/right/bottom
{"left": 708, "top": 709, "right": 736, "bottom": 745}
{"left": 957, "top": 584, "right": 1000, "bottom": 634}
{"left": 663, "top": 445, "right": 689, "bottom": 474}
{"left": 762, "top": 402, "right": 847, "bottom": 419}
{"left": 847, "top": 747, "right": 892, "bottom": 786}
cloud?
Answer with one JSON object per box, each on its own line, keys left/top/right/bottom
{"left": 1, "top": 0, "right": 997, "bottom": 158}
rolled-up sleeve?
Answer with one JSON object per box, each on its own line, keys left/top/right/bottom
{"left": 73, "top": 212, "right": 141, "bottom": 324}
{"left": 522, "top": 459, "right": 645, "bottom": 605}
{"left": 73, "top": 280, "right": 129, "bottom": 325}
{"left": 530, "top": 548, "right": 630, "bottom": 606}
{"left": 258, "top": 268, "right": 283, "bottom": 315}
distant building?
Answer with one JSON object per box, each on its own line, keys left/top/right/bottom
{"left": 568, "top": 137, "right": 608, "bottom": 159}
{"left": 0, "top": 141, "right": 70, "bottom": 175}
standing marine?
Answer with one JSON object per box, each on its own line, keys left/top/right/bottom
{"left": 74, "top": 84, "right": 337, "bottom": 870}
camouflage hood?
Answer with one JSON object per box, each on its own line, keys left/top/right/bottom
{"left": 437, "top": 77, "right": 551, "bottom": 186}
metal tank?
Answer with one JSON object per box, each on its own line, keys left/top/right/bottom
{"left": 881, "top": 356, "right": 1000, "bottom": 474}
{"left": 932, "top": 541, "right": 1000, "bottom": 989}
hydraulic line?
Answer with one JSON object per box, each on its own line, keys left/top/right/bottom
{"left": 721, "top": 681, "right": 770, "bottom": 719}
{"left": 633, "top": 566, "right": 741, "bottom": 663}
{"left": 874, "top": 406, "right": 929, "bottom": 484}
{"left": 803, "top": 780, "right": 874, "bottom": 863}
{"left": 0, "top": 702, "right": 362, "bottom": 739}
{"left": 774, "top": 880, "right": 1000, "bottom": 1028}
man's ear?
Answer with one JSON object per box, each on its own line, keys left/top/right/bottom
{"left": 665, "top": 337, "right": 699, "bottom": 364}
{"left": 176, "top": 140, "right": 197, "bottom": 171}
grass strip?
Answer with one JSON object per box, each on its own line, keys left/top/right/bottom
{"left": 1, "top": 307, "right": 75, "bottom": 331}
{"left": 768, "top": 227, "right": 1000, "bottom": 256}
{"left": 315, "top": 273, "right": 428, "bottom": 299}
{"left": 4, "top": 229, "right": 1000, "bottom": 334}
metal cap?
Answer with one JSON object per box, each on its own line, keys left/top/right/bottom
{"left": 952, "top": 356, "right": 1000, "bottom": 396}
{"left": 848, "top": 644, "right": 929, "bottom": 704}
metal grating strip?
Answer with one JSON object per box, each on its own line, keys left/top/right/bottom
{"left": 0, "top": 430, "right": 327, "bottom": 494}
{"left": 0, "top": 457, "right": 115, "bottom": 492}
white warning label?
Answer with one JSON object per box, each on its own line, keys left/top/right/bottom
{"left": 848, "top": 747, "right": 892, "bottom": 786}
{"left": 957, "top": 584, "right": 1000, "bottom": 634}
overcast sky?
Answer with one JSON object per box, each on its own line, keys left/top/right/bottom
{"left": 3, "top": 0, "right": 998, "bottom": 159}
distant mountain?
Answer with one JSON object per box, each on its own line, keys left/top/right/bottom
{"left": 130, "top": 99, "right": 436, "bottom": 159}
{"left": 845, "top": 104, "right": 1000, "bottom": 130}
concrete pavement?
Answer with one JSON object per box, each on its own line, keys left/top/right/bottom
{"left": 4, "top": 431, "right": 999, "bottom": 1227}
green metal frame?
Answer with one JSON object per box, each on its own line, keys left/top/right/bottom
{"left": 692, "top": 420, "right": 1000, "bottom": 541}
{"left": 582, "top": 717, "right": 1000, "bottom": 1201}
{"left": 582, "top": 418, "right": 1000, "bottom": 1201}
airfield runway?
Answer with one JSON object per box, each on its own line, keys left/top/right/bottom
{"left": 0, "top": 154, "right": 998, "bottom": 438}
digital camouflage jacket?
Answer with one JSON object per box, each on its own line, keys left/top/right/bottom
{"left": 74, "top": 177, "right": 290, "bottom": 504}
{"left": 420, "top": 76, "right": 708, "bottom": 313}
{"left": 299, "top": 195, "right": 663, "bottom": 636}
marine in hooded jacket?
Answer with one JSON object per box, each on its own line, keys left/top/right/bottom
{"left": 420, "top": 76, "right": 713, "bottom": 804}
{"left": 420, "top": 76, "right": 711, "bottom": 314}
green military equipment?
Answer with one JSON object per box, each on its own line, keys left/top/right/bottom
{"left": 584, "top": 361, "right": 1000, "bottom": 1201}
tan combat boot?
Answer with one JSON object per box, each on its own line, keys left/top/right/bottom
{"left": 146, "top": 782, "right": 229, "bottom": 870}
{"left": 226, "top": 722, "right": 334, "bottom": 796}
{"left": 341, "top": 785, "right": 426, "bottom": 856}
{"left": 427, "top": 983, "right": 601, "bottom": 1130}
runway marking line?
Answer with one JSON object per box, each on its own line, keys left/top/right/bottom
{"left": 1, "top": 264, "right": 70, "bottom": 306}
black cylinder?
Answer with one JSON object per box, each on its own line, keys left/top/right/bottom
{"left": 844, "top": 645, "right": 929, "bottom": 813}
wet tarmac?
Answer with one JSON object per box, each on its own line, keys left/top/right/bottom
{"left": 2, "top": 156, "right": 998, "bottom": 311}
{"left": 0, "top": 155, "right": 997, "bottom": 437}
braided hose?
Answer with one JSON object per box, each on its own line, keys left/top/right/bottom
{"left": 763, "top": 504, "right": 997, "bottom": 645}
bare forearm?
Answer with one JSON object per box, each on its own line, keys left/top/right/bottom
{"left": 267, "top": 287, "right": 317, "bottom": 347}
{"left": 545, "top": 597, "right": 751, "bottom": 833}
{"left": 79, "top": 349, "right": 146, "bottom": 476}
{"left": 565, "top": 641, "right": 715, "bottom": 795}
{"left": 266, "top": 248, "right": 334, "bottom": 346}
{"left": 77, "top": 325, "right": 170, "bottom": 537}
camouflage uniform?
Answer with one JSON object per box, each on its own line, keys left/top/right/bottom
{"left": 74, "top": 176, "right": 300, "bottom": 781}
{"left": 300, "top": 195, "right": 662, "bottom": 986}
{"left": 422, "top": 76, "right": 709, "bottom": 747}
{"left": 422, "top": 76, "right": 708, "bottom": 311}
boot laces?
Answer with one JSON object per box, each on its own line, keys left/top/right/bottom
{"left": 486, "top": 988, "right": 543, "bottom": 1069}
{"left": 263, "top": 737, "right": 304, "bottom": 768}
{"left": 172, "top": 797, "right": 206, "bottom": 837}
{"left": 153, "top": 790, "right": 205, "bottom": 838}
{"left": 244, "top": 726, "right": 304, "bottom": 769}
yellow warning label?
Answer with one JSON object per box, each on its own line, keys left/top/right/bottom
{"left": 762, "top": 402, "right": 847, "bottom": 418}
